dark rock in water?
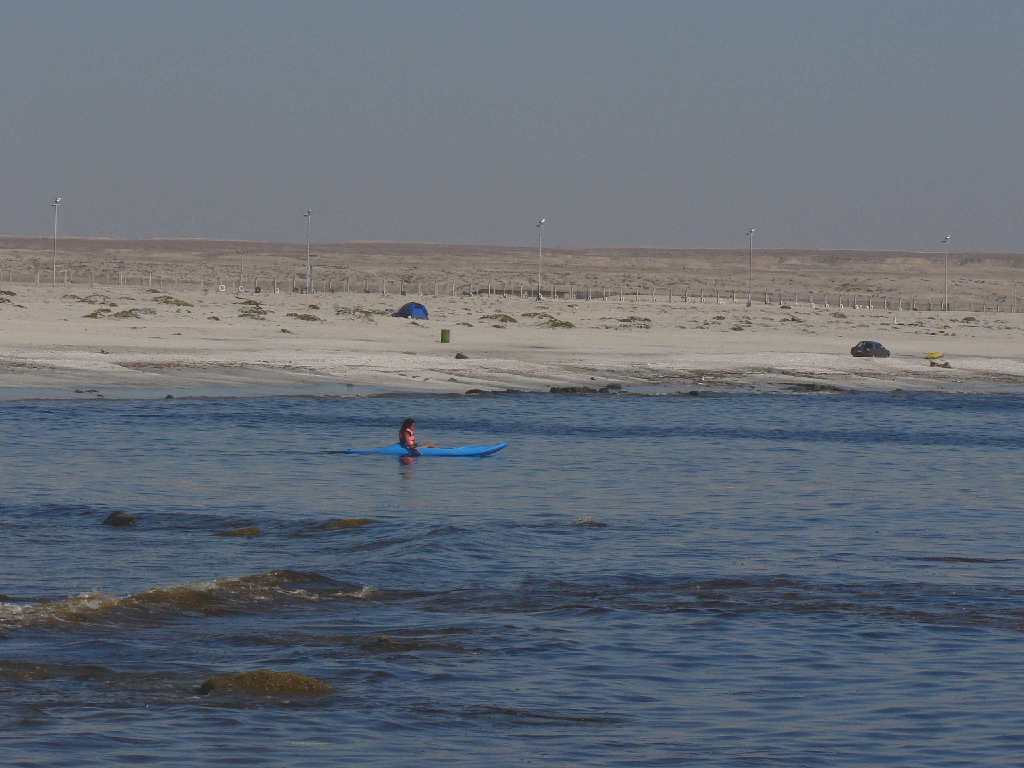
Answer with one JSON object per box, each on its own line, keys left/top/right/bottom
{"left": 215, "top": 527, "right": 262, "bottom": 538}
{"left": 464, "top": 388, "right": 484, "bottom": 395}
{"left": 454, "top": 352, "right": 469, "bottom": 360}
{"left": 574, "top": 516, "right": 608, "bottom": 528}
{"left": 600, "top": 383, "right": 623, "bottom": 391}
{"left": 315, "top": 518, "right": 373, "bottom": 532}
{"left": 0, "top": 662, "right": 52, "bottom": 682}
{"left": 197, "top": 669, "right": 334, "bottom": 697}
{"left": 689, "top": 390, "right": 701, "bottom": 396}
{"left": 103, "top": 511, "right": 137, "bottom": 527}
{"left": 164, "top": 394, "right": 174, "bottom": 399}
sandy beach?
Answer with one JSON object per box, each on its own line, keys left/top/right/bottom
{"left": 3, "top": 236, "right": 1024, "bottom": 397}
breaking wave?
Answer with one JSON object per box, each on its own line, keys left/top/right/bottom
{"left": 0, "top": 570, "right": 386, "bottom": 632}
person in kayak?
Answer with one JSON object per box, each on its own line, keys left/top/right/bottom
{"left": 399, "top": 418, "right": 432, "bottom": 456}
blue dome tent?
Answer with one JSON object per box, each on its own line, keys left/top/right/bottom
{"left": 393, "top": 302, "right": 429, "bottom": 319}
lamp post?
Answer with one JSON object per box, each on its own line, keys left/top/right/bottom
{"left": 51, "top": 196, "right": 63, "bottom": 287}
{"left": 941, "top": 233, "right": 951, "bottom": 310}
{"left": 746, "top": 227, "right": 756, "bottom": 307}
{"left": 304, "top": 209, "right": 312, "bottom": 294}
{"left": 536, "top": 217, "right": 547, "bottom": 299}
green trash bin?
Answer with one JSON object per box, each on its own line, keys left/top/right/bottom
{"left": 440, "top": 329, "right": 450, "bottom": 343}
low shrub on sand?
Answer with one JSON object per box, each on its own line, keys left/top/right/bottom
{"left": 238, "top": 301, "right": 268, "bottom": 320}
{"left": 542, "top": 317, "right": 575, "bottom": 329}
{"left": 335, "top": 306, "right": 385, "bottom": 322}
{"left": 113, "top": 308, "right": 157, "bottom": 320}
{"left": 68, "top": 293, "right": 117, "bottom": 306}
{"left": 153, "top": 295, "right": 193, "bottom": 307}
{"left": 480, "top": 313, "right": 517, "bottom": 323}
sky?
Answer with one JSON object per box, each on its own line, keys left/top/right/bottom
{"left": 1, "top": 1, "right": 1022, "bottom": 251}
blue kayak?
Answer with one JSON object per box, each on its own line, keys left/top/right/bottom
{"left": 342, "top": 442, "right": 507, "bottom": 457}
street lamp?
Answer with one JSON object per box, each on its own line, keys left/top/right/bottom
{"left": 51, "top": 196, "right": 63, "bottom": 287}
{"left": 304, "top": 209, "right": 313, "bottom": 294}
{"left": 746, "top": 227, "right": 757, "bottom": 307}
{"left": 536, "top": 217, "right": 547, "bottom": 299}
{"left": 941, "top": 233, "right": 951, "bottom": 311}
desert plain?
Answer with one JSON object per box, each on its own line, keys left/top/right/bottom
{"left": 2, "top": 236, "right": 1024, "bottom": 398}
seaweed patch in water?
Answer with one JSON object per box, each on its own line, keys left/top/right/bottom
{"left": 197, "top": 669, "right": 334, "bottom": 697}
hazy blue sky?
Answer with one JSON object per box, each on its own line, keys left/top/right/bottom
{"left": 2, "top": 1, "right": 1021, "bottom": 250}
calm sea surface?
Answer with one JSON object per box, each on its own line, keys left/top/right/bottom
{"left": 2, "top": 392, "right": 1023, "bottom": 767}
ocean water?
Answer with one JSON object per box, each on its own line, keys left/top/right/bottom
{"left": 2, "top": 391, "right": 1023, "bottom": 767}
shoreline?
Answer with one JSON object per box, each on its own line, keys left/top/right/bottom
{"left": 3, "top": 353, "right": 1024, "bottom": 401}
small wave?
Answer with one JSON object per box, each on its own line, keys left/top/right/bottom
{"left": 236, "top": 630, "right": 472, "bottom": 654}
{"left": 904, "top": 555, "right": 1015, "bottom": 564}
{"left": 349, "top": 585, "right": 378, "bottom": 600}
{"left": 0, "top": 570, "right": 381, "bottom": 633}
{"left": 412, "top": 702, "right": 622, "bottom": 725}
{"left": 464, "top": 704, "right": 623, "bottom": 724}
{"left": 0, "top": 657, "right": 198, "bottom": 700}
{"left": 420, "top": 574, "right": 1024, "bottom": 633}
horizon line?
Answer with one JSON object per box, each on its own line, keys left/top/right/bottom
{"left": 0, "top": 233, "right": 1020, "bottom": 257}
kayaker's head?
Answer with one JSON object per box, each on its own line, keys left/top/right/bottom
{"left": 400, "top": 418, "right": 415, "bottom": 433}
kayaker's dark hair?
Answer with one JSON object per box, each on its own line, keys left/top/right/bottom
{"left": 399, "top": 418, "right": 416, "bottom": 447}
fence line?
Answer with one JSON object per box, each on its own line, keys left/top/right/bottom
{"left": 0, "top": 269, "right": 1019, "bottom": 314}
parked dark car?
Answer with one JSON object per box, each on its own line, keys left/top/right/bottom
{"left": 850, "top": 340, "right": 890, "bottom": 358}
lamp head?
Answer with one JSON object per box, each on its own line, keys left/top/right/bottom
{"left": 537, "top": 217, "right": 546, "bottom": 227}
{"left": 747, "top": 227, "right": 756, "bottom": 237}
{"left": 941, "top": 233, "right": 951, "bottom": 244}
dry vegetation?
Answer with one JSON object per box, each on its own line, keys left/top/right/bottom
{"left": 1, "top": 236, "right": 1023, "bottom": 310}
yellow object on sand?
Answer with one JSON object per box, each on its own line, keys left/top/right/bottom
{"left": 925, "top": 351, "right": 944, "bottom": 360}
